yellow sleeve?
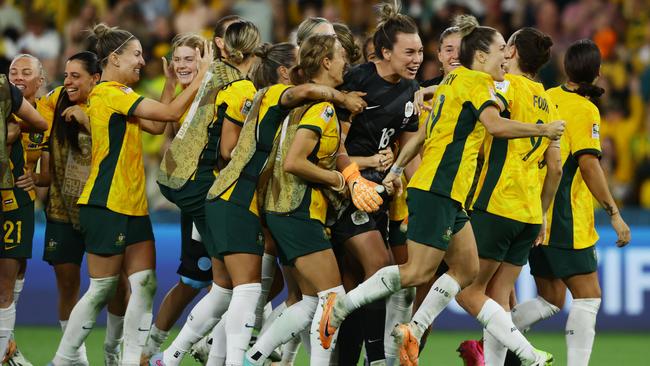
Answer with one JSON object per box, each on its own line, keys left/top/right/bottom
{"left": 298, "top": 102, "right": 336, "bottom": 136}
{"left": 218, "top": 80, "right": 256, "bottom": 126}
{"left": 469, "top": 75, "right": 499, "bottom": 116}
{"left": 569, "top": 105, "right": 602, "bottom": 158}
{"left": 106, "top": 85, "right": 144, "bottom": 117}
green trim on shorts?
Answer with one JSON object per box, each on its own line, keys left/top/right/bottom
{"left": 472, "top": 209, "right": 540, "bottom": 266}
{"left": 0, "top": 201, "right": 35, "bottom": 259}
{"left": 529, "top": 245, "right": 598, "bottom": 279}
{"left": 43, "top": 221, "right": 85, "bottom": 265}
{"left": 79, "top": 205, "right": 154, "bottom": 255}
{"left": 406, "top": 188, "right": 468, "bottom": 251}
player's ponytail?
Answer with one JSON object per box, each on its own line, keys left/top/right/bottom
{"left": 224, "top": 20, "right": 260, "bottom": 66}
{"left": 252, "top": 42, "right": 297, "bottom": 89}
{"left": 290, "top": 34, "right": 338, "bottom": 85}
{"left": 509, "top": 27, "right": 553, "bottom": 77}
{"left": 373, "top": 1, "right": 418, "bottom": 60}
{"left": 454, "top": 15, "right": 498, "bottom": 69}
{"left": 564, "top": 39, "right": 605, "bottom": 99}
{"left": 89, "top": 23, "right": 135, "bottom": 67}
{"left": 333, "top": 23, "right": 361, "bottom": 64}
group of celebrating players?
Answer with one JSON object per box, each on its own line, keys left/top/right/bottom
{"left": 0, "top": 1, "right": 633, "bottom": 366}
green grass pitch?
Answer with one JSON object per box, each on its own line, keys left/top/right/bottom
{"left": 12, "top": 327, "right": 647, "bottom": 365}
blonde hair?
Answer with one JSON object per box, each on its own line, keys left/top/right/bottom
{"left": 296, "top": 17, "right": 331, "bottom": 46}
{"left": 333, "top": 23, "right": 361, "bottom": 64}
{"left": 290, "top": 34, "right": 338, "bottom": 85}
{"left": 224, "top": 20, "right": 261, "bottom": 65}
{"left": 171, "top": 33, "right": 205, "bottom": 56}
{"left": 89, "top": 23, "right": 136, "bottom": 66}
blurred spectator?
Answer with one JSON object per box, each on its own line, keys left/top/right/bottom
{"left": 17, "top": 13, "right": 61, "bottom": 87}
{"left": 0, "top": 0, "right": 23, "bottom": 34}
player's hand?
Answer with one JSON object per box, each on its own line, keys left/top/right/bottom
{"left": 413, "top": 86, "right": 436, "bottom": 116}
{"left": 533, "top": 215, "right": 547, "bottom": 246}
{"left": 61, "top": 105, "right": 90, "bottom": 129}
{"left": 543, "top": 120, "right": 565, "bottom": 140}
{"left": 16, "top": 171, "right": 35, "bottom": 191}
{"left": 382, "top": 169, "right": 403, "bottom": 197}
{"left": 611, "top": 213, "right": 631, "bottom": 247}
{"left": 342, "top": 163, "right": 383, "bottom": 212}
{"left": 342, "top": 91, "right": 367, "bottom": 115}
{"left": 161, "top": 56, "right": 178, "bottom": 84}
{"left": 374, "top": 148, "right": 394, "bottom": 172}
{"left": 197, "top": 40, "right": 214, "bottom": 75}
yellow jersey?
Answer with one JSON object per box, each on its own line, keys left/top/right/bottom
{"left": 409, "top": 66, "right": 499, "bottom": 206}
{"left": 77, "top": 82, "right": 146, "bottom": 216}
{"left": 472, "top": 74, "right": 557, "bottom": 224}
{"left": 295, "top": 102, "right": 340, "bottom": 224}
{"left": 544, "top": 85, "right": 601, "bottom": 249}
{"left": 215, "top": 79, "right": 256, "bottom": 128}
{"left": 218, "top": 84, "right": 290, "bottom": 215}
{"left": 20, "top": 88, "right": 60, "bottom": 172}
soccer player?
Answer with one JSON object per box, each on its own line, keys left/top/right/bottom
{"left": 140, "top": 33, "right": 216, "bottom": 360}
{"left": 48, "top": 23, "right": 212, "bottom": 366}
{"left": 0, "top": 69, "right": 48, "bottom": 363}
{"left": 454, "top": 27, "right": 563, "bottom": 365}
{"left": 510, "top": 39, "right": 631, "bottom": 366}
{"left": 328, "top": 4, "right": 423, "bottom": 364}
{"left": 150, "top": 20, "right": 261, "bottom": 366}
{"left": 320, "top": 14, "right": 564, "bottom": 366}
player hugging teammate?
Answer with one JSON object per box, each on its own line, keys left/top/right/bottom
{"left": 0, "top": 1, "right": 632, "bottom": 366}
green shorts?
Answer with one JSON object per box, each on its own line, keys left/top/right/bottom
{"left": 204, "top": 199, "right": 264, "bottom": 257}
{"left": 529, "top": 245, "right": 598, "bottom": 279}
{"left": 406, "top": 188, "right": 469, "bottom": 251}
{"left": 159, "top": 178, "right": 213, "bottom": 237}
{"left": 43, "top": 221, "right": 85, "bottom": 265}
{"left": 79, "top": 205, "right": 154, "bottom": 255}
{"left": 266, "top": 213, "right": 331, "bottom": 266}
{"left": 388, "top": 219, "right": 407, "bottom": 247}
{"left": 472, "top": 210, "right": 541, "bottom": 266}
{"left": 0, "top": 202, "right": 35, "bottom": 259}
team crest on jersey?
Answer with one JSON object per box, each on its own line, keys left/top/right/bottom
{"left": 115, "top": 233, "right": 126, "bottom": 246}
{"left": 46, "top": 238, "right": 57, "bottom": 252}
{"left": 321, "top": 105, "right": 335, "bottom": 122}
{"left": 404, "top": 101, "right": 414, "bottom": 118}
{"left": 592, "top": 124, "right": 599, "bottom": 139}
{"left": 29, "top": 132, "right": 44, "bottom": 144}
{"left": 442, "top": 226, "right": 452, "bottom": 242}
{"left": 241, "top": 99, "right": 253, "bottom": 116}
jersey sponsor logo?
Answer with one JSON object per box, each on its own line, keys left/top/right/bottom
{"left": 404, "top": 101, "right": 414, "bottom": 118}
{"left": 351, "top": 210, "right": 370, "bottom": 226}
{"left": 592, "top": 123, "right": 600, "bottom": 139}
{"left": 241, "top": 99, "right": 253, "bottom": 116}
{"left": 321, "top": 105, "right": 335, "bottom": 123}
{"left": 365, "top": 105, "right": 381, "bottom": 110}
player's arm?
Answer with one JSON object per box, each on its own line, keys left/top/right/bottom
{"left": 280, "top": 85, "right": 366, "bottom": 114}
{"left": 398, "top": 130, "right": 421, "bottom": 180}
{"left": 220, "top": 118, "right": 242, "bottom": 162}
{"left": 479, "top": 106, "right": 565, "bottom": 140}
{"left": 16, "top": 150, "right": 51, "bottom": 191}
{"left": 7, "top": 122, "right": 21, "bottom": 144}
{"left": 382, "top": 124, "right": 426, "bottom": 194}
{"left": 578, "top": 153, "right": 631, "bottom": 247}
{"left": 15, "top": 97, "right": 48, "bottom": 132}
{"left": 534, "top": 141, "right": 562, "bottom": 245}
{"left": 284, "top": 128, "right": 343, "bottom": 188}
{"left": 138, "top": 75, "right": 178, "bottom": 135}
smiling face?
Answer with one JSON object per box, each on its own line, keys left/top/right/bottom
{"left": 475, "top": 32, "right": 508, "bottom": 81}
{"left": 326, "top": 41, "right": 347, "bottom": 87}
{"left": 383, "top": 32, "right": 423, "bottom": 79}
{"left": 113, "top": 39, "right": 145, "bottom": 85}
{"left": 9, "top": 56, "right": 43, "bottom": 101}
{"left": 438, "top": 33, "right": 461, "bottom": 75}
{"left": 64, "top": 59, "right": 99, "bottom": 103}
{"left": 172, "top": 45, "right": 198, "bottom": 87}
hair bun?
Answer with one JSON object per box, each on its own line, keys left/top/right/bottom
{"left": 454, "top": 14, "right": 479, "bottom": 38}
{"left": 91, "top": 23, "right": 112, "bottom": 39}
{"left": 377, "top": 1, "right": 401, "bottom": 25}
{"left": 539, "top": 35, "right": 554, "bottom": 50}
{"left": 254, "top": 43, "right": 272, "bottom": 59}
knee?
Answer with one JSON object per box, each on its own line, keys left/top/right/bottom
{"left": 541, "top": 290, "right": 566, "bottom": 309}
{"left": 57, "top": 274, "right": 81, "bottom": 294}
{"left": 87, "top": 276, "right": 119, "bottom": 306}
{"left": 448, "top": 263, "right": 478, "bottom": 289}
{"left": 0, "top": 292, "right": 13, "bottom": 307}
{"left": 364, "top": 255, "right": 392, "bottom": 277}
{"left": 129, "top": 270, "right": 157, "bottom": 298}
{"left": 400, "top": 263, "right": 432, "bottom": 288}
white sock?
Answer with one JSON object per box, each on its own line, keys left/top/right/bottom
{"left": 0, "top": 303, "right": 16, "bottom": 357}
{"left": 60, "top": 320, "right": 90, "bottom": 364}
{"left": 566, "top": 298, "right": 600, "bottom": 366}
{"left": 206, "top": 316, "right": 227, "bottom": 366}
{"left": 341, "top": 265, "right": 401, "bottom": 324}
{"left": 255, "top": 254, "right": 277, "bottom": 330}
{"left": 13, "top": 278, "right": 24, "bottom": 306}
{"left": 483, "top": 312, "right": 509, "bottom": 366}
{"left": 410, "top": 273, "right": 460, "bottom": 339}
{"left": 477, "top": 299, "right": 536, "bottom": 363}
{"left": 164, "top": 283, "right": 233, "bottom": 365}
{"left": 104, "top": 311, "right": 124, "bottom": 354}
{"left": 281, "top": 335, "right": 301, "bottom": 364}
{"left": 246, "top": 295, "right": 318, "bottom": 365}
{"left": 122, "top": 270, "right": 157, "bottom": 365}
{"left": 53, "top": 276, "right": 118, "bottom": 363}
{"left": 299, "top": 327, "right": 311, "bottom": 356}
{"left": 512, "top": 296, "right": 560, "bottom": 332}
{"left": 385, "top": 288, "right": 414, "bottom": 363}
{"left": 311, "top": 286, "right": 345, "bottom": 366}
{"left": 143, "top": 324, "right": 169, "bottom": 357}
{"left": 260, "top": 301, "right": 287, "bottom": 336}
{"left": 225, "top": 283, "right": 262, "bottom": 366}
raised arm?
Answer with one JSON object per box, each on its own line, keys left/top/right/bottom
{"left": 479, "top": 105, "right": 565, "bottom": 140}
{"left": 280, "top": 84, "right": 366, "bottom": 114}
{"left": 15, "top": 97, "right": 48, "bottom": 132}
